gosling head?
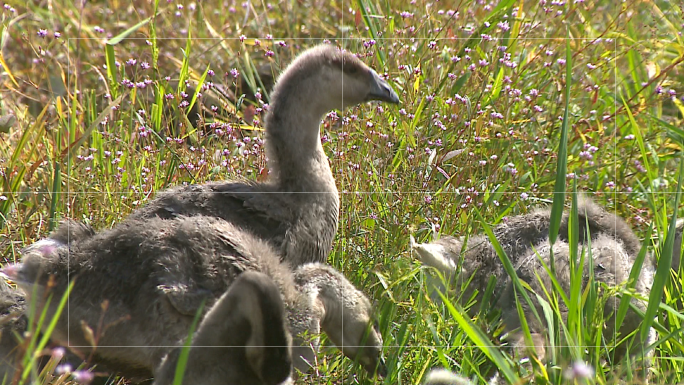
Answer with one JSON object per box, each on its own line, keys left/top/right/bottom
{"left": 410, "top": 235, "right": 461, "bottom": 275}
{"left": 1, "top": 239, "right": 65, "bottom": 298}
{"left": 295, "top": 263, "right": 387, "bottom": 377}
{"left": 154, "top": 271, "right": 293, "bottom": 385}
{"left": 270, "top": 44, "right": 400, "bottom": 118}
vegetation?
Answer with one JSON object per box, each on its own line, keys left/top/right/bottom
{"left": 0, "top": 0, "right": 682, "bottom": 383}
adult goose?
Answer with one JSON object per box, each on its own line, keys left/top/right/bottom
{"left": 153, "top": 271, "right": 293, "bottom": 385}
{"left": 127, "top": 44, "right": 400, "bottom": 266}
{"left": 4, "top": 216, "right": 385, "bottom": 381}
{"left": 410, "top": 198, "right": 655, "bottom": 365}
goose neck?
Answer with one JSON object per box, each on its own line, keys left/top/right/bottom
{"left": 265, "top": 98, "right": 336, "bottom": 192}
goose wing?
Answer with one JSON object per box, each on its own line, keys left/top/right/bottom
{"left": 128, "top": 182, "right": 291, "bottom": 244}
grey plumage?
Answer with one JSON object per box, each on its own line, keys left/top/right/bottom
{"left": 9, "top": 216, "right": 385, "bottom": 380}
{"left": 411, "top": 198, "right": 655, "bottom": 365}
{"left": 153, "top": 271, "right": 293, "bottom": 385}
{"left": 126, "top": 44, "right": 400, "bottom": 267}
{"left": 0, "top": 279, "right": 27, "bottom": 383}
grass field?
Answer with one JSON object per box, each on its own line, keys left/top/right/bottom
{"left": 1, "top": 0, "right": 683, "bottom": 384}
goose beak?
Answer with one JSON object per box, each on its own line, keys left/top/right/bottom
{"left": 376, "top": 357, "right": 388, "bottom": 378}
{"left": 366, "top": 69, "right": 400, "bottom": 104}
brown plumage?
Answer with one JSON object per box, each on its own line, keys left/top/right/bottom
{"left": 126, "top": 44, "right": 400, "bottom": 267}
{"left": 7, "top": 216, "right": 385, "bottom": 381}
{"left": 153, "top": 271, "right": 293, "bottom": 385}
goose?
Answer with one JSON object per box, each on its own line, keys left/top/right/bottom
{"left": 411, "top": 198, "right": 644, "bottom": 312}
{"left": 126, "top": 44, "right": 400, "bottom": 267}
{"left": 153, "top": 271, "right": 293, "bottom": 385}
{"left": 410, "top": 198, "right": 655, "bottom": 364}
{"left": 4, "top": 216, "right": 386, "bottom": 381}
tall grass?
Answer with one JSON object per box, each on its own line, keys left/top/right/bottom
{"left": 0, "top": 0, "right": 683, "bottom": 384}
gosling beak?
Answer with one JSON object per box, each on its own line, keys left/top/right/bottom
{"left": 375, "top": 357, "right": 388, "bottom": 378}
{"left": 361, "top": 356, "right": 387, "bottom": 378}
{"left": 366, "top": 69, "right": 400, "bottom": 104}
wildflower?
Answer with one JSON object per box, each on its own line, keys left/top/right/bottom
{"left": 521, "top": 192, "right": 529, "bottom": 200}
{"left": 94, "top": 26, "right": 105, "bottom": 33}
{"left": 587, "top": 63, "right": 597, "bottom": 69}
{"left": 563, "top": 361, "right": 594, "bottom": 381}
{"left": 239, "top": 34, "right": 246, "bottom": 42}
{"left": 126, "top": 58, "right": 137, "bottom": 66}
{"left": 51, "top": 347, "right": 66, "bottom": 360}
{"left": 54, "top": 31, "right": 61, "bottom": 38}
{"left": 56, "top": 364, "right": 73, "bottom": 374}
{"left": 230, "top": 68, "right": 240, "bottom": 78}
{"left": 425, "top": 195, "right": 432, "bottom": 204}
{"left": 37, "top": 29, "right": 48, "bottom": 38}
{"left": 140, "top": 61, "right": 150, "bottom": 70}
{"left": 72, "top": 370, "right": 94, "bottom": 385}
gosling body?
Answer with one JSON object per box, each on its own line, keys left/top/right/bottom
{"left": 9, "top": 216, "right": 385, "bottom": 380}
{"left": 127, "top": 45, "right": 400, "bottom": 267}
{"left": 411, "top": 198, "right": 654, "bottom": 363}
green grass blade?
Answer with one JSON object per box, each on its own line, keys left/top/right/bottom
{"left": 548, "top": 28, "right": 572, "bottom": 246}
{"left": 640, "top": 157, "right": 683, "bottom": 341}
{"left": 173, "top": 302, "right": 206, "bottom": 385}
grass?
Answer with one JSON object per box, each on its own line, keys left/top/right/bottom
{"left": 0, "top": 0, "right": 683, "bottom": 383}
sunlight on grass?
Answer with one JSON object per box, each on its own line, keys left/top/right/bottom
{"left": 0, "top": 0, "right": 683, "bottom": 384}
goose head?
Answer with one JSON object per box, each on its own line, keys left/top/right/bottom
{"left": 269, "top": 44, "right": 400, "bottom": 122}
{"left": 1, "top": 239, "right": 65, "bottom": 299}
{"left": 295, "top": 263, "right": 387, "bottom": 377}
{"left": 154, "top": 271, "right": 293, "bottom": 385}
{"left": 410, "top": 235, "right": 461, "bottom": 276}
